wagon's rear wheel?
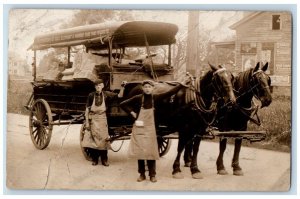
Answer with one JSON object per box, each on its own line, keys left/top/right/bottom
{"left": 29, "top": 99, "right": 53, "bottom": 150}
{"left": 157, "top": 137, "right": 171, "bottom": 157}
{"left": 79, "top": 123, "right": 93, "bottom": 161}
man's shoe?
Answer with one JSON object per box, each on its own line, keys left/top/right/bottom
{"left": 150, "top": 176, "right": 157, "bottom": 183}
{"left": 92, "top": 160, "right": 98, "bottom": 166}
{"left": 102, "top": 161, "right": 109, "bottom": 167}
{"left": 137, "top": 174, "right": 146, "bottom": 182}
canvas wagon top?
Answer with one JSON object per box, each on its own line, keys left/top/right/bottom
{"left": 29, "top": 21, "right": 178, "bottom": 50}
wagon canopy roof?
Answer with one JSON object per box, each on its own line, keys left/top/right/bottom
{"left": 29, "top": 21, "right": 179, "bottom": 50}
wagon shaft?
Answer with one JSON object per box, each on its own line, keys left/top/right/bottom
{"left": 209, "top": 130, "right": 267, "bottom": 142}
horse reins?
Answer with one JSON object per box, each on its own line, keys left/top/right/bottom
{"left": 233, "top": 69, "right": 270, "bottom": 126}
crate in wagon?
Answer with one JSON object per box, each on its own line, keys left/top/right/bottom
{"left": 72, "top": 52, "right": 107, "bottom": 81}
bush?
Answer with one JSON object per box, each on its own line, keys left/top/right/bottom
{"left": 7, "top": 79, "right": 32, "bottom": 115}
{"left": 247, "top": 97, "right": 291, "bottom": 151}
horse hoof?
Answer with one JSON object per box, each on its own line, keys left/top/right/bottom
{"left": 192, "top": 172, "right": 203, "bottom": 179}
{"left": 172, "top": 172, "right": 184, "bottom": 179}
{"left": 217, "top": 169, "right": 228, "bottom": 175}
{"left": 233, "top": 170, "right": 244, "bottom": 176}
{"left": 184, "top": 162, "right": 191, "bottom": 167}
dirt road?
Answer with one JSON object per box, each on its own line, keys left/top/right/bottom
{"left": 6, "top": 113, "right": 290, "bottom": 191}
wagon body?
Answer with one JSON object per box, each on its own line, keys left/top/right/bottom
{"left": 26, "top": 21, "right": 178, "bottom": 156}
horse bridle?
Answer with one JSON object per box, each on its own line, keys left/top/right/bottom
{"left": 233, "top": 69, "right": 271, "bottom": 126}
{"left": 211, "top": 68, "right": 234, "bottom": 102}
{"left": 249, "top": 69, "right": 271, "bottom": 102}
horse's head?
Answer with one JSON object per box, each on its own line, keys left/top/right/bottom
{"left": 250, "top": 62, "right": 272, "bottom": 108}
{"left": 208, "top": 63, "right": 236, "bottom": 105}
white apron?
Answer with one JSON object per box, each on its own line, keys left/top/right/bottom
{"left": 82, "top": 93, "right": 111, "bottom": 150}
{"left": 128, "top": 96, "right": 159, "bottom": 160}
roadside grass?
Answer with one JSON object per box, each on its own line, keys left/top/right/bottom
{"left": 245, "top": 96, "right": 291, "bottom": 152}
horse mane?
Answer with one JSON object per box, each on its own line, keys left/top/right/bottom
{"left": 234, "top": 68, "right": 254, "bottom": 93}
{"left": 200, "top": 70, "right": 214, "bottom": 91}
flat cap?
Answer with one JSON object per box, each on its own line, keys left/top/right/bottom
{"left": 142, "top": 80, "right": 154, "bottom": 86}
{"left": 94, "top": 79, "right": 104, "bottom": 85}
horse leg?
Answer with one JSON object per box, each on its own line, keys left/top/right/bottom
{"left": 184, "top": 141, "right": 193, "bottom": 167}
{"left": 172, "top": 134, "right": 186, "bottom": 179}
{"left": 216, "top": 138, "right": 228, "bottom": 175}
{"left": 190, "top": 136, "right": 203, "bottom": 179}
{"left": 232, "top": 138, "right": 244, "bottom": 176}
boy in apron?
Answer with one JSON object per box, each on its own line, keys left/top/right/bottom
{"left": 82, "top": 79, "right": 125, "bottom": 166}
{"left": 120, "top": 78, "right": 190, "bottom": 182}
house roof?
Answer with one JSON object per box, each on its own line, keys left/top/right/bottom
{"left": 229, "top": 12, "right": 263, "bottom": 30}
{"left": 211, "top": 41, "right": 235, "bottom": 49}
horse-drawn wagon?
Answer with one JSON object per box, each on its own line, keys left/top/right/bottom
{"left": 25, "top": 20, "right": 270, "bottom": 177}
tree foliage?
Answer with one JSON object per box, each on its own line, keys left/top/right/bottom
{"left": 62, "top": 10, "right": 134, "bottom": 28}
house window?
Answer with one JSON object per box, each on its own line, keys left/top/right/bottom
{"left": 241, "top": 43, "right": 257, "bottom": 54}
{"left": 272, "top": 15, "right": 281, "bottom": 30}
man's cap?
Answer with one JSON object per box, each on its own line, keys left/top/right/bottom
{"left": 142, "top": 80, "right": 154, "bottom": 86}
{"left": 94, "top": 79, "right": 104, "bottom": 85}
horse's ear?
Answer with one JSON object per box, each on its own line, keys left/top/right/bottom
{"left": 218, "top": 65, "right": 223, "bottom": 68}
{"left": 208, "top": 62, "right": 218, "bottom": 71}
{"left": 262, "top": 62, "right": 269, "bottom": 71}
{"left": 254, "top": 62, "right": 260, "bottom": 72}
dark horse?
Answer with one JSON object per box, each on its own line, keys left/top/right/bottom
{"left": 184, "top": 62, "right": 272, "bottom": 176}
{"left": 124, "top": 63, "right": 236, "bottom": 179}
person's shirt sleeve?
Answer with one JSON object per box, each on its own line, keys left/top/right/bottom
{"left": 86, "top": 93, "right": 94, "bottom": 109}
{"left": 154, "top": 84, "right": 183, "bottom": 101}
{"left": 120, "top": 95, "right": 140, "bottom": 114}
{"left": 104, "top": 91, "right": 118, "bottom": 100}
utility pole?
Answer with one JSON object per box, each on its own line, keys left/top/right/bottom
{"left": 186, "top": 11, "right": 199, "bottom": 76}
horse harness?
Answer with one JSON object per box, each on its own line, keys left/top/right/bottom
{"left": 184, "top": 68, "right": 231, "bottom": 127}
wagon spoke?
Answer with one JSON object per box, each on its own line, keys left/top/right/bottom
{"left": 38, "top": 128, "right": 45, "bottom": 146}
{"left": 41, "top": 125, "right": 49, "bottom": 135}
{"left": 32, "top": 128, "right": 38, "bottom": 135}
{"left": 40, "top": 127, "right": 46, "bottom": 145}
{"left": 36, "top": 103, "right": 42, "bottom": 120}
{"left": 41, "top": 124, "right": 50, "bottom": 131}
{"left": 162, "top": 140, "right": 167, "bottom": 147}
{"left": 42, "top": 115, "right": 48, "bottom": 123}
{"left": 34, "top": 129, "right": 40, "bottom": 143}
{"left": 38, "top": 103, "right": 46, "bottom": 120}
{"left": 37, "top": 136, "right": 42, "bottom": 146}
{"left": 32, "top": 109, "right": 38, "bottom": 118}
{"left": 32, "top": 128, "right": 39, "bottom": 140}
{"left": 42, "top": 121, "right": 50, "bottom": 126}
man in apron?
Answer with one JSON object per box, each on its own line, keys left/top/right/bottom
{"left": 120, "top": 78, "right": 190, "bottom": 182}
{"left": 82, "top": 79, "right": 125, "bottom": 166}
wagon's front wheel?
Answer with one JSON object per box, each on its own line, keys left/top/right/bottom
{"left": 80, "top": 123, "right": 93, "bottom": 161}
{"left": 157, "top": 137, "right": 171, "bottom": 157}
{"left": 29, "top": 99, "right": 53, "bottom": 150}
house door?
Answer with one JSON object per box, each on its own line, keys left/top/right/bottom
{"left": 261, "top": 43, "right": 275, "bottom": 75}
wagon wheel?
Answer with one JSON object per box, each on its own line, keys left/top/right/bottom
{"left": 79, "top": 123, "right": 93, "bottom": 161}
{"left": 157, "top": 137, "right": 172, "bottom": 157}
{"left": 29, "top": 99, "right": 53, "bottom": 150}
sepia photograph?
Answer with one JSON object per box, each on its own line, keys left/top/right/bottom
{"left": 6, "top": 8, "right": 292, "bottom": 192}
